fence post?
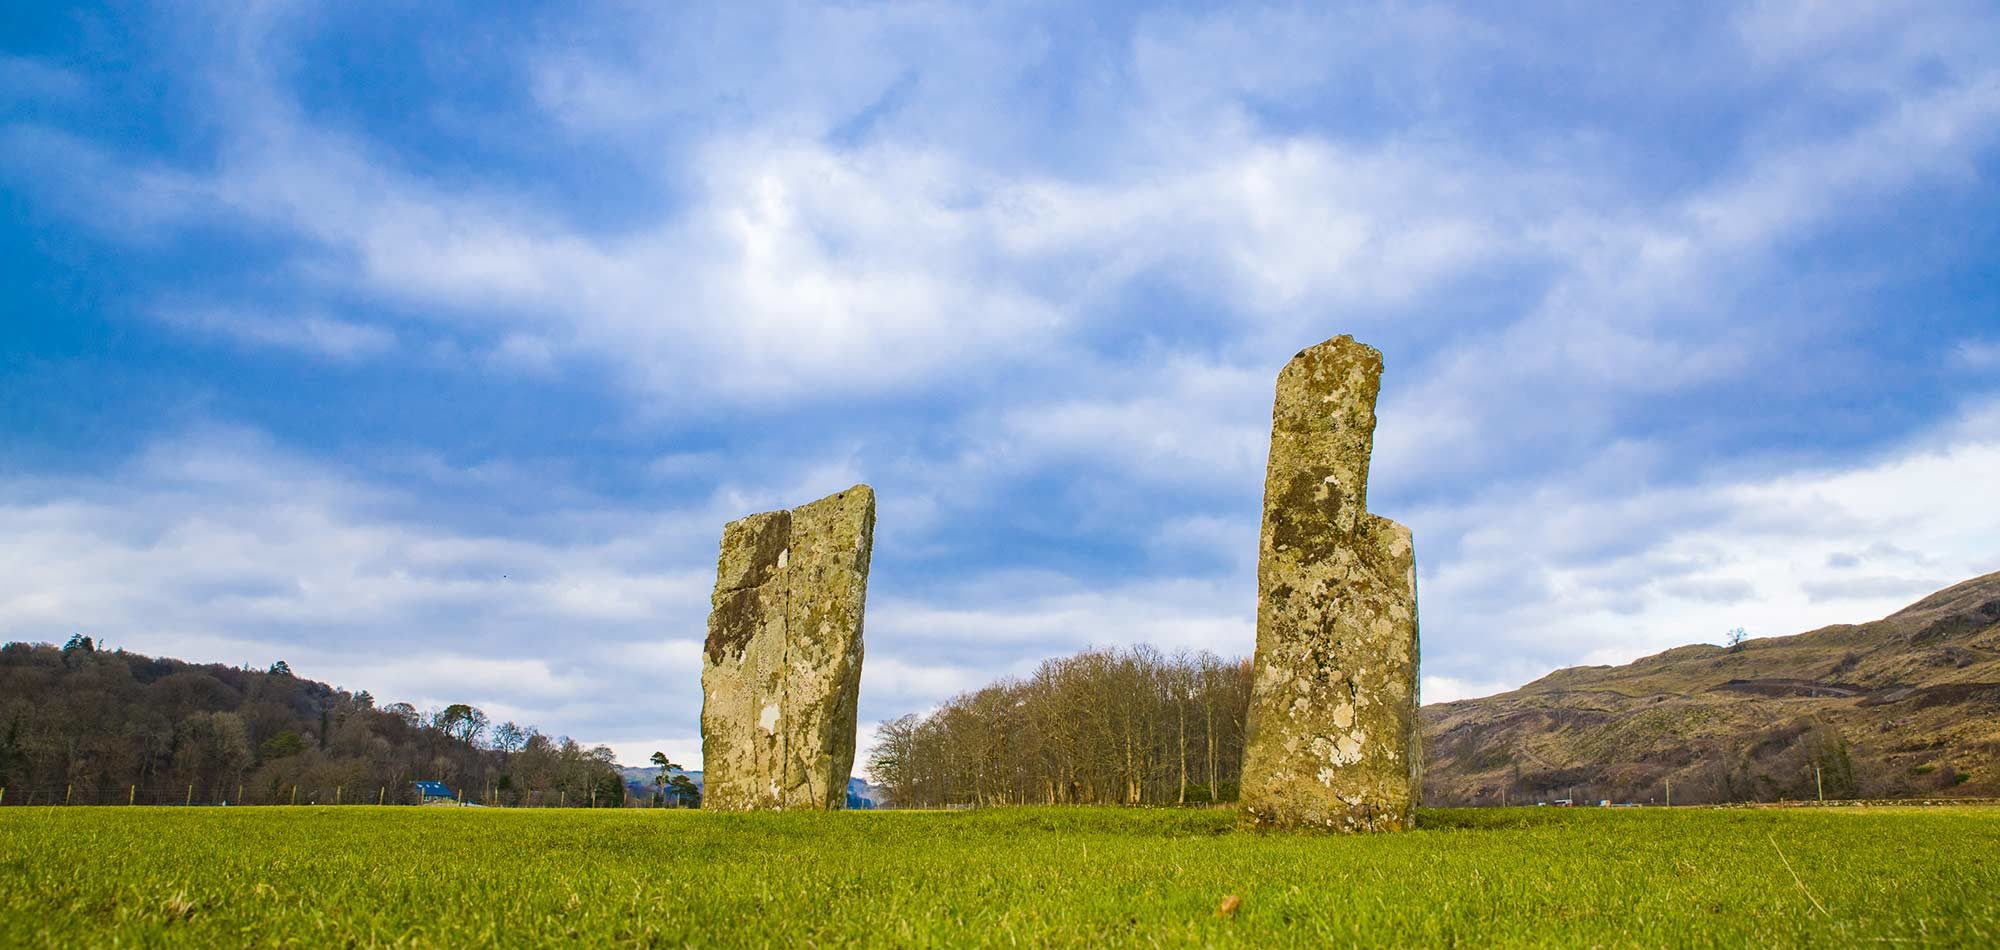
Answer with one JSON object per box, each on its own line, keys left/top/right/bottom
{"left": 337, "top": 785, "right": 343, "bottom": 805}
{"left": 291, "top": 785, "right": 298, "bottom": 806}
{"left": 130, "top": 785, "right": 137, "bottom": 806}
{"left": 238, "top": 783, "right": 244, "bottom": 805}
{"left": 456, "top": 788, "right": 463, "bottom": 805}
{"left": 592, "top": 788, "right": 598, "bottom": 808}
{"left": 379, "top": 786, "right": 386, "bottom": 805}
{"left": 561, "top": 790, "right": 565, "bottom": 808}
{"left": 66, "top": 784, "right": 74, "bottom": 805}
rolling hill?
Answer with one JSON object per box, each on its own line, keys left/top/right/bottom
{"left": 1422, "top": 571, "right": 2000, "bottom": 805}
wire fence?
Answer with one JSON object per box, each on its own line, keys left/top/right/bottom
{"left": 0, "top": 783, "right": 667, "bottom": 808}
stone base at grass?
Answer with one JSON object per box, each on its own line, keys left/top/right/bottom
{"left": 699, "top": 485, "right": 875, "bottom": 810}
{"left": 1239, "top": 336, "right": 1421, "bottom": 832}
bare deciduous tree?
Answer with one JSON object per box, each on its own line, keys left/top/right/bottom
{"left": 869, "top": 647, "right": 1252, "bottom": 808}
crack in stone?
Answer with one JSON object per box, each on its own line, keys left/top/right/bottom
{"left": 699, "top": 486, "right": 874, "bottom": 811}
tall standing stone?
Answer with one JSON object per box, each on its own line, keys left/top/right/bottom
{"left": 700, "top": 485, "right": 875, "bottom": 810}
{"left": 1240, "top": 336, "right": 1420, "bottom": 832}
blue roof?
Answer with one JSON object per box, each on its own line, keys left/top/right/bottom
{"left": 414, "top": 781, "right": 451, "bottom": 796}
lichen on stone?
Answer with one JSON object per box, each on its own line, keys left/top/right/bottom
{"left": 699, "top": 485, "right": 875, "bottom": 811}
{"left": 1240, "top": 335, "right": 1421, "bottom": 833}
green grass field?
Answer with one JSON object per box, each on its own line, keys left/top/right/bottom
{"left": 2, "top": 805, "right": 1995, "bottom": 947}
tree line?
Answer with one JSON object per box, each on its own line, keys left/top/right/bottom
{"left": 0, "top": 636, "right": 626, "bottom": 806}
{"left": 866, "top": 646, "right": 1254, "bottom": 808}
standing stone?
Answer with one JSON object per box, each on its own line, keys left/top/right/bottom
{"left": 700, "top": 485, "right": 875, "bottom": 810}
{"left": 1240, "top": 336, "right": 1420, "bottom": 832}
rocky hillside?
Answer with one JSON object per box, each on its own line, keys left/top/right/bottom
{"left": 1423, "top": 571, "right": 2000, "bottom": 805}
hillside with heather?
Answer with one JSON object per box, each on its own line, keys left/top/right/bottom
{"left": 1422, "top": 572, "right": 2000, "bottom": 805}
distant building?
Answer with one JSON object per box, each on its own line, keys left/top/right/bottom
{"left": 415, "top": 781, "right": 453, "bottom": 802}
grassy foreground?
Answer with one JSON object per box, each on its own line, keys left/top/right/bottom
{"left": 1, "top": 805, "right": 1996, "bottom": 947}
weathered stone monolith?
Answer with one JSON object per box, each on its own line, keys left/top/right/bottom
{"left": 700, "top": 485, "right": 874, "bottom": 810}
{"left": 1239, "top": 336, "right": 1420, "bottom": 832}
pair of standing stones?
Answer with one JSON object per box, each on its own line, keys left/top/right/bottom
{"left": 699, "top": 335, "right": 1418, "bottom": 830}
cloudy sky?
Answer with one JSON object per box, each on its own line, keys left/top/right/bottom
{"left": 4, "top": 2, "right": 1997, "bottom": 770}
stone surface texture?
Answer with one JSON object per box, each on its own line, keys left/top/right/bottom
{"left": 1240, "top": 336, "right": 1421, "bottom": 832}
{"left": 700, "top": 485, "right": 875, "bottom": 810}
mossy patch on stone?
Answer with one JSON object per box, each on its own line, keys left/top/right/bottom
{"left": 1240, "top": 335, "right": 1421, "bottom": 833}
{"left": 699, "top": 485, "right": 875, "bottom": 811}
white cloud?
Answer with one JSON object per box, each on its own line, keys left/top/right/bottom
{"left": 0, "top": 426, "right": 726, "bottom": 762}
{"left": 10, "top": 1, "right": 1995, "bottom": 446}
{"left": 0, "top": 126, "right": 208, "bottom": 242}
{"left": 1412, "top": 400, "right": 2000, "bottom": 687}
{"left": 989, "top": 358, "right": 1270, "bottom": 491}
{"left": 155, "top": 305, "right": 396, "bottom": 359}
{"left": 1956, "top": 339, "right": 2000, "bottom": 370}
{"left": 871, "top": 573, "right": 1255, "bottom": 663}
{"left": 611, "top": 640, "right": 706, "bottom": 680}
{"left": 5, "top": 1, "right": 2000, "bottom": 774}
{"left": 313, "top": 654, "right": 597, "bottom": 707}
{"left": 861, "top": 656, "right": 990, "bottom": 707}
{"left": 1735, "top": 0, "right": 2000, "bottom": 86}
{"left": 1422, "top": 675, "right": 1519, "bottom": 705}
{"left": 990, "top": 138, "right": 1519, "bottom": 321}
{"left": 0, "top": 55, "right": 86, "bottom": 105}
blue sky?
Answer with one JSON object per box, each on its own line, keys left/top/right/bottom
{"left": 4, "top": 1, "right": 1998, "bottom": 770}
